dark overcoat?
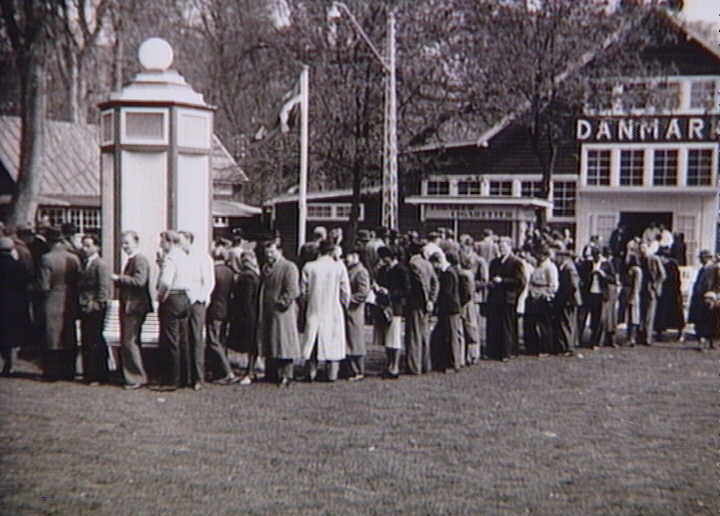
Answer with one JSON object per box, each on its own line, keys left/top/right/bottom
{"left": 256, "top": 257, "right": 301, "bottom": 359}
{"left": 38, "top": 246, "right": 81, "bottom": 350}
{"left": 346, "top": 261, "right": 370, "bottom": 356}
{"left": 0, "top": 253, "right": 31, "bottom": 349}
{"left": 228, "top": 266, "right": 260, "bottom": 354}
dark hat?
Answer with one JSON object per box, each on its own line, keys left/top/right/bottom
{"left": 60, "top": 222, "right": 77, "bottom": 236}
{"left": 356, "top": 229, "right": 371, "bottom": 241}
{"left": 16, "top": 224, "right": 34, "bottom": 236}
{"left": 45, "top": 227, "right": 62, "bottom": 242}
{"left": 231, "top": 227, "right": 244, "bottom": 237}
{"left": 699, "top": 249, "right": 713, "bottom": 258}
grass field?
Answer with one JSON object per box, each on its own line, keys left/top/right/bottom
{"left": 0, "top": 338, "right": 718, "bottom": 515}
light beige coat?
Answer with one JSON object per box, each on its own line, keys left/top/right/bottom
{"left": 301, "top": 255, "right": 350, "bottom": 361}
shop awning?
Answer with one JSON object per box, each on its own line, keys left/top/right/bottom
{"left": 212, "top": 199, "right": 262, "bottom": 218}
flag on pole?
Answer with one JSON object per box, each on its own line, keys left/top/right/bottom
{"left": 253, "top": 77, "right": 303, "bottom": 141}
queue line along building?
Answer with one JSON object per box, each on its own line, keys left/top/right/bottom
{"left": 265, "top": 11, "right": 719, "bottom": 265}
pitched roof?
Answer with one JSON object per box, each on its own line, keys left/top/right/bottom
{"left": 409, "top": 9, "right": 720, "bottom": 154}
{"left": 0, "top": 116, "right": 247, "bottom": 200}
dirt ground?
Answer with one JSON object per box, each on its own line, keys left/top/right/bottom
{"left": 0, "top": 335, "right": 718, "bottom": 515}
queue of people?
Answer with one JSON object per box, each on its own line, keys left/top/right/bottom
{"left": 0, "top": 220, "right": 716, "bottom": 389}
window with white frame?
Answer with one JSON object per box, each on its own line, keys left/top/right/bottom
{"left": 520, "top": 181, "right": 543, "bottom": 198}
{"left": 620, "top": 149, "right": 644, "bottom": 186}
{"left": 426, "top": 180, "right": 450, "bottom": 195}
{"left": 656, "top": 82, "right": 681, "bottom": 111}
{"left": 37, "top": 207, "right": 101, "bottom": 233}
{"left": 623, "top": 82, "right": 650, "bottom": 111}
{"left": 687, "top": 148, "right": 713, "bottom": 186}
{"left": 552, "top": 181, "right": 576, "bottom": 217}
{"left": 307, "top": 203, "right": 364, "bottom": 221}
{"left": 690, "top": 80, "right": 716, "bottom": 111}
{"left": 457, "top": 180, "right": 482, "bottom": 196}
{"left": 653, "top": 149, "right": 678, "bottom": 186}
{"left": 587, "top": 149, "right": 611, "bottom": 185}
{"left": 489, "top": 180, "right": 512, "bottom": 196}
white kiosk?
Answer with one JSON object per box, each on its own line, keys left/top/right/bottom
{"left": 99, "top": 38, "right": 213, "bottom": 284}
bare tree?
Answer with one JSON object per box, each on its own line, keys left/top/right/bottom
{"left": 1, "top": 0, "right": 64, "bottom": 226}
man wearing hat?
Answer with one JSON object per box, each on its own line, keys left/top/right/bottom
{"left": 0, "top": 237, "right": 31, "bottom": 375}
{"left": 688, "top": 249, "right": 720, "bottom": 339}
{"left": 37, "top": 227, "right": 81, "bottom": 380}
{"left": 354, "top": 229, "right": 372, "bottom": 273}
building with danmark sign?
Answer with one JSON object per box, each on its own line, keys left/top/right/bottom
{"left": 266, "top": 10, "right": 719, "bottom": 263}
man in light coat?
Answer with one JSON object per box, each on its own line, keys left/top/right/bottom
{"left": 301, "top": 239, "right": 351, "bottom": 382}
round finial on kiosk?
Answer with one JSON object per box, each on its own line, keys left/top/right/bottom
{"left": 138, "top": 38, "right": 174, "bottom": 71}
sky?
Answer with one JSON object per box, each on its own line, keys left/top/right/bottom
{"left": 682, "top": 0, "right": 718, "bottom": 23}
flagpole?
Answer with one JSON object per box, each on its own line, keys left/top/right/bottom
{"left": 298, "top": 65, "right": 309, "bottom": 250}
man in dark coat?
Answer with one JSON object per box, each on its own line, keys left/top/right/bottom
{"left": 577, "top": 248, "right": 617, "bottom": 348}
{"left": 38, "top": 228, "right": 81, "bottom": 380}
{"left": 205, "top": 245, "right": 239, "bottom": 384}
{"left": 78, "top": 235, "right": 112, "bottom": 384}
{"left": 553, "top": 248, "right": 582, "bottom": 355}
{"left": 429, "top": 252, "right": 464, "bottom": 372}
{"left": 654, "top": 249, "right": 685, "bottom": 341}
{"left": 486, "top": 237, "right": 526, "bottom": 361}
{"left": 256, "top": 240, "right": 301, "bottom": 387}
{"left": 688, "top": 249, "right": 720, "bottom": 338}
{"left": 404, "top": 242, "right": 438, "bottom": 374}
{"left": 0, "top": 237, "right": 31, "bottom": 375}
{"left": 112, "top": 231, "right": 154, "bottom": 389}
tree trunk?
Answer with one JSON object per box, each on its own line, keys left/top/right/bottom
{"left": 10, "top": 55, "right": 46, "bottom": 227}
{"left": 111, "top": 18, "right": 124, "bottom": 91}
{"left": 348, "top": 162, "right": 363, "bottom": 249}
{"left": 66, "top": 48, "right": 79, "bottom": 122}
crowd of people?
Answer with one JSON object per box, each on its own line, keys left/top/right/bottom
{"left": 0, "top": 219, "right": 716, "bottom": 389}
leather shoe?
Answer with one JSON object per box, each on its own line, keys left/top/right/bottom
{"left": 123, "top": 383, "right": 144, "bottom": 390}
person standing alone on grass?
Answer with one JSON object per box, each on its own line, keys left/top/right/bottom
{"left": 486, "top": 237, "right": 526, "bottom": 362}
{"left": 112, "top": 231, "right": 153, "bottom": 390}
{"left": 301, "top": 239, "right": 350, "bottom": 382}
{"left": 77, "top": 235, "right": 112, "bottom": 385}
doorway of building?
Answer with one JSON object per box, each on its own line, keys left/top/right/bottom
{"left": 619, "top": 212, "right": 673, "bottom": 240}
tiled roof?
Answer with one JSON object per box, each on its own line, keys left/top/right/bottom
{"left": 0, "top": 116, "right": 247, "bottom": 200}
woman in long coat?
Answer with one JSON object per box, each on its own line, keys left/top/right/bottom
{"left": 255, "top": 242, "right": 300, "bottom": 385}
{"left": 344, "top": 250, "right": 370, "bottom": 379}
{"left": 228, "top": 250, "right": 261, "bottom": 383}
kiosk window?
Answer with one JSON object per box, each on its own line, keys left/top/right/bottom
{"left": 489, "top": 181, "right": 512, "bottom": 196}
{"left": 458, "top": 181, "right": 481, "bottom": 195}
{"left": 427, "top": 180, "right": 450, "bottom": 195}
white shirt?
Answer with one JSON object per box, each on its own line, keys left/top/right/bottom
{"left": 186, "top": 248, "right": 215, "bottom": 304}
